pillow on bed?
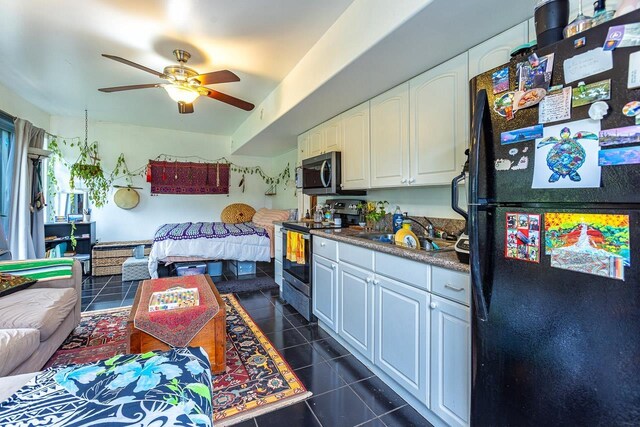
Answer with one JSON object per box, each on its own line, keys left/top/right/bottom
{"left": 221, "top": 203, "right": 256, "bottom": 224}
{"left": 252, "top": 208, "right": 290, "bottom": 225}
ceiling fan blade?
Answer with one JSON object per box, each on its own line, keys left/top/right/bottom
{"left": 204, "top": 89, "right": 254, "bottom": 111}
{"left": 178, "top": 102, "right": 194, "bottom": 114}
{"left": 98, "top": 83, "right": 161, "bottom": 93}
{"left": 102, "top": 54, "right": 166, "bottom": 78}
{"left": 193, "top": 70, "right": 240, "bottom": 85}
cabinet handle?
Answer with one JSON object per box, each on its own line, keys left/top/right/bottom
{"left": 444, "top": 283, "right": 465, "bottom": 292}
{"left": 400, "top": 178, "right": 407, "bottom": 184}
{"left": 321, "top": 242, "right": 326, "bottom": 247}
{"left": 366, "top": 277, "right": 372, "bottom": 283}
{"left": 332, "top": 264, "right": 337, "bottom": 270}
{"left": 409, "top": 177, "right": 415, "bottom": 183}
{"left": 373, "top": 279, "right": 380, "bottom": 285}
{"left": 430, "top": 302, "right": 437, "bottom": 309}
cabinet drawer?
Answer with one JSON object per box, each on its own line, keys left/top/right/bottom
{"left": 431, "top": 267, "right": 470, "bottom": 306}
{"left": 313, "top": 236, "right": 337, "bottom": 261}
{"left": 375, "top": 252, "right": 430, "bottom": 291}
{"left": 338, "top": 242, "right": 374, "bottom": 270}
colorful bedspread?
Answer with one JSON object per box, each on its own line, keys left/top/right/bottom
{"left": 154, "top": 222, "right": 268, "bottom": 242}
{"left": 0, "top": 347, "right": 213, "bottom": 426}
{"left": 0, "top": 258, "right": 74, "bottom": 281}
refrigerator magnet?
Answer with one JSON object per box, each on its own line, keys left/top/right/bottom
{"left": 571, "top": 79, "right": 611, "bottom": 107}
{"left": 599, "top": 125, "right": 640, "bottom": 147}
{"left": 494, "top": 92, "right": 516, "bottom": 118}
{"left": 539, "top": 87, "right": 572, "bottom": 124}
{"left": 598, "top": 146, "right": 640, "bottom": 166}
{"left": 492, "top": 67, "right": 509, "bottom": 94}
{"left": 544, "top": 213, "right": 629, "bottom": 280}
{"left": 500, "top": 124, "right": 543, "bottom": 145}
{"left": 532, "top": 119, "right": 602, "bottom": 189}
{"left": 505, "top": 212, "right": 541, "bottom": 263}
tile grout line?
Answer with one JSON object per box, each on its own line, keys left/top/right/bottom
{"left": 305, "top": 399, "right": 325, "bottom": 427}
{"left": 346, "top": 381, "right": 380, "bottom": 426}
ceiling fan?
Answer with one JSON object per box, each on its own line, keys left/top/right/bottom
{"left": 98, "top": 49, "right": 254, "bottom": 114}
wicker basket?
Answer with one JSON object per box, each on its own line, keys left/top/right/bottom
{"left": 92, "top": 240, "right": 152, "bottom": 276}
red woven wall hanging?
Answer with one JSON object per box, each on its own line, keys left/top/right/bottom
{"left": 149, "top": 160, "right": 230, "bottom": 195}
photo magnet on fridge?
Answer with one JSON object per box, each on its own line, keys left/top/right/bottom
{"left": 532, "top": 119, "right": 602, "bottom": 189}
{"left": 603, "top": 23, "right": 640, "bottom": 51}
{"left": 545, "top": 213, "right": 629, "bottom": 280}
{"left": 571, "top": 79, "right": 611, "bottom": 107}
{"left": 599, "top": 146, "right": 640, "bottom": 166}
{"left": 599, "top": 125, "right": 640, "bottom": 146}
{"left": 505, "top": 212, "right": 540, "bottom": 263}
{"left": 492, "top": 67, "right": 509, "bottom": 94}
{"left": 500, "top": 124, "right": 544, "bottom": 145}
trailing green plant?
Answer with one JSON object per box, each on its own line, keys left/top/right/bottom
{"left": 357, "top": 200, "right": 389, "bottom": 223}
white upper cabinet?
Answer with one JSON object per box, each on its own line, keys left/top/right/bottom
{"left": 468, "top": 21, "right": 529, "bottom": 78}
{"left": 308, "top": 125, "right": 324, "bottom": 158}
{"left": 322, "top": 115, "right": 343, "bottom": 153}
{"left": 341, "top": 101, "right": 370, "bottom": 190}
{"left": 409, "top": 52, "right": 469, "bottom": 186}
{"left": 370, "top": 83, "right": 410, "bottom": 188}
{"left": 297, "top": 132, "right": 309, "bottom": 165}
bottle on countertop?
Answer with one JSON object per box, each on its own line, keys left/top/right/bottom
{"left": 305, "top": 209, "right": 311, "bottom": 220}
{"left": 393, "top": 206, "right": 404, "bottom": 233}
{"left": 592, "top": 0, "right": 615, "bottom": 25}
{"left": 314, "top": 205, "right": 324, "bottom": 223}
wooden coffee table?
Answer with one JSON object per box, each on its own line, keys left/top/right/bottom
{"left": 128, "top": 274, "right": 226, "bottom": 374}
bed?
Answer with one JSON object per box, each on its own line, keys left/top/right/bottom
{"left": 148, "top": 222, "right": 271, "bottom": 278}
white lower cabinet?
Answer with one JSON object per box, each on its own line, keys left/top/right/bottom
{"left": 430, "top": 295, "right": 471, "bottom": 427}
{"left": 274, "top": 225, "right": 283, "bottom": 291}
{"left": 274, "top": 259, "right": 283, "bottom": 289}
{"left": 338, "top": 262, "right": 375, "bottom": 362}
{"left": 325, "top": 241, "right": 470, "bottom": 426}
{"left": 312, "top": 254, "right": 338, "bottom": 332}
{"left": 375, "top": 274, "right": 430, "bottom": 403}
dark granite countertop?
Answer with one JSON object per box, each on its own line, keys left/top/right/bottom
{"left": 310, "top": 228, "right": 470, "bottom": 274}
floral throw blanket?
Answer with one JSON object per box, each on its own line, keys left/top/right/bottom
{"left": 154, "top": 222, "right": 268, "bottom": 242}
{"left": 0, "top": 347, "right": 213, "bottom": 426}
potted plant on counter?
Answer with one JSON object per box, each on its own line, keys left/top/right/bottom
{"left": 358, "top": 201, "right": 389, "bottom": 232}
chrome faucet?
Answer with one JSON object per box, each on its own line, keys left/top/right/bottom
{"left": 402, "top": 216, "right": 435, "bottom": 239}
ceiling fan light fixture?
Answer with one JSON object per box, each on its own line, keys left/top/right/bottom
{"left": 163, "top": 84, "right": 199, "bottom": 103}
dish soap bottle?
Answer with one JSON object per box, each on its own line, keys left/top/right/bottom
{"left": 393, "top": 206, "right": 404, "bottom": 233}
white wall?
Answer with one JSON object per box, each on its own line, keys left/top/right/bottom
{"left": 0, "top": 82, "right": 50, "bottom": 130}
{"left": 363, "top": 185, "right": 466, "bottom": 219}
{"left": 49, "top": 116, "right": 274, "bottom": 242}
{"left": 269, "top": 148, "right": 298, "bottom": 210}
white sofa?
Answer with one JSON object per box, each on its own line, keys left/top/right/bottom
{"left": 0, "top": 260, "right": 81, "bottom": 378}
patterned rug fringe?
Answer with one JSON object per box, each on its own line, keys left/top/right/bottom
{"left": 82, "top": 305, "right": 132, "bottom": 315}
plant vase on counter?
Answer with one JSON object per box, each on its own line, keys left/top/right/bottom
{"left": 357, "top": 201, "right": 388, "bottom": 232}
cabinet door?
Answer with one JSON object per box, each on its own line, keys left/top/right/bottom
{"left": 338, "top": 262, "right": 375, "bottom": 361}
{"left": 308, "top": 125, "right": 324, "bottom": 157}
{"left": 370, "top": 83, "right": 410, "bottom": 188}
{"left": 312, "top": 254, "right": 338, "bottom": 332}
{"left": 409, "top": 52, "right": 469, "bottom": 186}
{"left": 430, "top": 295, "right": 470, "bottom": 427}
{"left": 297, "top": 132, "right": 309, "bottom": 166}
{"left": 341, "top": 102, "right": 370, "bottom": 190}
{"left": 375, "top": 275, "right": 429, "bottom": 403}
{"left": 468, "top": 21, "right": 529, "bottom": 78}
{"left": 323, "top": 115, "right": 342, "bottom": 153}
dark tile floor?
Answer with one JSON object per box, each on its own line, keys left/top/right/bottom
{"left": 80, "top": 261, "right": 433, "bottom": 427}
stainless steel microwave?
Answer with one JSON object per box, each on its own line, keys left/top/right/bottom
{"left": 301, "top": 152, "right": 365, "bottom": 196}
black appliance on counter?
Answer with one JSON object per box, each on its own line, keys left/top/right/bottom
{"left": 281, "top": 199, "right": 363, "bottom": 321}
{"left": 302, "top": 152, "right": 365, "bottom": 196}
{"left": 451, "top": 149, "right": 470, "bottom": 264}
{"left": 469, "top": 12, "right": 640, "bottom": 426}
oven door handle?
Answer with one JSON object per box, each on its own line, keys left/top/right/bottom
{"left": 282, "top": 230, "right": 310, "bottom": 240}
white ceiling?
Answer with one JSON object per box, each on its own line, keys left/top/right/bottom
{"left": 0, "top": 0, "right": 353, "bottom": 134}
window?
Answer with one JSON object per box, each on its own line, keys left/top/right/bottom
{"left": 0, "top": 112, "right": 14, "bottom": 235}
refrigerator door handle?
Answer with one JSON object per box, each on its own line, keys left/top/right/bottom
{"left": 469, "top": 88, "right": 489, "bottom": 321}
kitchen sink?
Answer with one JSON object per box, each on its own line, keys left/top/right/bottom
{"left": 355, "top": 232, "right": 455, "bottom": 252}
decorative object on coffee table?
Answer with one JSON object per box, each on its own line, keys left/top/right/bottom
{"left": 129, "top": 274, "right": 226, "bottom": 373}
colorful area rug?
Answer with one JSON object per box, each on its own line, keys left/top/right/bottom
{"left": 45, "top": 295, "right": 310, "bottom": 425}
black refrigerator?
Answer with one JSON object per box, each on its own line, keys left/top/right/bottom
{"left": 469, "top": 11, "right": 640, "bottom": 426}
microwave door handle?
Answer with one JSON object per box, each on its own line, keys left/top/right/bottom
{"left": 320, "top": 160, "right": 329, "bottom": 188}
